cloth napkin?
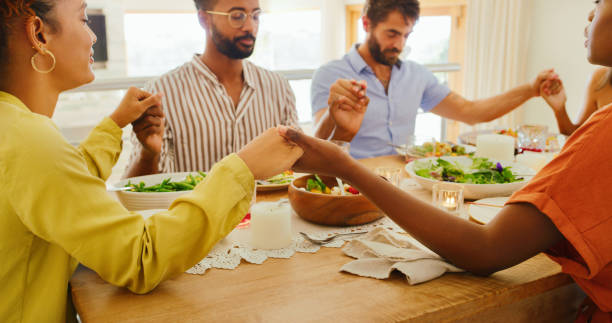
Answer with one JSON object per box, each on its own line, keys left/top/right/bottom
{"left": 340, "top": 227, "right": 463, "bottom": 285}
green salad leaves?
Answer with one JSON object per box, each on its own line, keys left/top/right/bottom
{"left": 413, "top": 157, "right": 522, "bottom": 184}
{"left": 125, "top": 172, "right": 207, "bottom": 192}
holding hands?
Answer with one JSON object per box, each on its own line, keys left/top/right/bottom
{"left": 328, "top": 79, "right": 369, "bottom": 139}
{"left": 237, "top": 127, "right": 304, "bottom": 180}
{"left": 540, "top": 76, "right": 567, "bottom": 113}
{"left": 531, "top": 69, "right": 561, "bottom": 97}
{"left": 132, "top": 106, "right": 165, "bottom": 157}
{"left": 278, "top": 126, "right": 353, "bottom": 179}
{"left": 109, "top": 87, "right": 164, "bottom": 129}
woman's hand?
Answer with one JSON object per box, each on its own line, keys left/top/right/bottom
{"left": 132, "top": 106, "right": 165, "bottom": 157}
{"left": 237, "top": 127, "right": 304, "bottom": 180}
{"left": 109, "top": 87, "right": 164, "bottom": 128}
{"left": 540, "top": 78, "right": 567, "bottom": 113}
{"left": 277, "top": 126, "right": 355, "bottom": 178}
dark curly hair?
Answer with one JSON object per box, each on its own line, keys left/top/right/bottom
{"left": 364, "top": 0, "right": 420, "bottom": 27}
{"left": 0, "top": 0, "right": 57, "bottom": 69}
{"left": 193, "top": 0, "right": 219, "bottom": 10}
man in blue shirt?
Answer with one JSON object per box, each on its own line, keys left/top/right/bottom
{"left": 312, "top": 0, "right": 558, "bottom": 159}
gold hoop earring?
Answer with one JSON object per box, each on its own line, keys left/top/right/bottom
{"left": 31, "top": 48, "right": 56, "bottom": 74}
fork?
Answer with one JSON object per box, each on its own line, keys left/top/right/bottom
{"left": 299, "top": 231, "right": 368, "bottom": 245}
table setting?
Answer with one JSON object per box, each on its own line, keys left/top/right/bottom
{"left": 103, "top": 123, "right": 570, "bottom": 287}
{"left": 108, "top": 160, "right": 474, "bottom": 286}
{"left": 390, "top": 124, "right": 568, "bottom": 225}
{"left": 77, "top": 154, "right": 575, "bottom": 323}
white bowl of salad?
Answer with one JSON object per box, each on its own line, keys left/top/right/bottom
{"left": 405, "top": 156, "right": 536, "bottom": 200}
{"left": 111, "top": 172, "right": 206, "bottom": 211}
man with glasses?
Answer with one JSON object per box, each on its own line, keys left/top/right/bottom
{"left": 312, "top": 0, "right": 559, "bottom": 159}
{"left": 125, "top": 0, "right": 299, "bottom": 176}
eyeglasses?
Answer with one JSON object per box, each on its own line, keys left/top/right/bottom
{"left": 206, "top": 9, "right": 262, "bottom": 29}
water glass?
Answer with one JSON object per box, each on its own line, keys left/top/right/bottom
{"left": 517, "top": 124, "right": 548, "bottom": 151}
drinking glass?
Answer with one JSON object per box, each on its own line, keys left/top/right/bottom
{"left": 517, "top": 125, "right": 548, "bottom": 151}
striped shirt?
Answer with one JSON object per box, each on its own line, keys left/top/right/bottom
{"left": 127, "top": 55, "right": 299, "bottom": 172}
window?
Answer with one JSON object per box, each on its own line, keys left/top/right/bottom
{"left": 251, "top": 10, "right": 321, "bottom": 70}
{"left": 289, "top": 79, "right": 314, "bottom": 123}
{"left": 124, "top": 10, "right": 320, "bottom": 75}
{"left": 124, "top": 13, "right": 204, "bottom": 77}
{"left": 250, "top": 10, "right": 321, "bottom": 124}
{"left": 356, "top": 16, "right": 451, "bottom": 65}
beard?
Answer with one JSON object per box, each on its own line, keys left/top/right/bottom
{"left": 211, "top": 23, "right": 256, "bottom": 59}
{"left": 367, "top": 35, "right": 402, "bottom": 66}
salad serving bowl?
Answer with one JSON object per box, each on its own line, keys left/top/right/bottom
{"left": 405, "top": 156, "right": 536, "bottom": 200}
{"left": 111, "top": 172, "right": 199, "bottom": 211}
{"left": 288, "top": 174, "right": 385, "bottom": 226}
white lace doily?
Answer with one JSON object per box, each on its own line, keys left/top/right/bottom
{"left": 185, "top": 179, "right": 422, "bottom": 275}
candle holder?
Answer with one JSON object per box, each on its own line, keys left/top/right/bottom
{"left": 432, "top": 183, "right": 464, "bottom": 216}
{"left": 250, "top": 200, "right": 292, "bottom": 250}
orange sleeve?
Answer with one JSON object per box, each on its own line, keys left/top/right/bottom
{"left": 508, "top": 106, "right": 612, "bottom": 280}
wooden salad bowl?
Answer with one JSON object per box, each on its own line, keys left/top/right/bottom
{"left": 288, "top": 175, "right": 385, "bottom": 226}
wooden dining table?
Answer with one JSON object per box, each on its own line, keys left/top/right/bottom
{"left": 71, "top": 155, "right": 583, "bottom": 322}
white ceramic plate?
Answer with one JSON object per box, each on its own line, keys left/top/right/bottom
{"left": 110, "top": 172, "right": 199, "bottom": 211}
{"left": 256, "top": 173, "right": 302, "bottom": 192}
{"left": 405, "top": 156, "right": 535, "bottom": 200}
{"left": 394, "top": 143, "right": 476, "bottom": 157}
{"left": 468, "top": 197, "right": 509, "bottom": 225}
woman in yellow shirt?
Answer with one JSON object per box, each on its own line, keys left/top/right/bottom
{"left": 0, "top": 1, "right": 302, "bottom": 322}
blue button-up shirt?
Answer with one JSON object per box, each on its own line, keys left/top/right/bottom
{"left": 311, "top": 46, "right": 451, "bottom": 159}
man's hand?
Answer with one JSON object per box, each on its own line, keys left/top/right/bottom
{"left": 328, "top": 79, "right": 369, "bottom": 138}
{"left": 132, "top": 106, "right": 165, "bottom": 157}
{"left": 531, "top": 69, "right": 560, "bottom": 97}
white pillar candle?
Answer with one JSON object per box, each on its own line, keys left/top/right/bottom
{"left": 476, "top": 134, "right": 515, "bottom": 162}
{"left": 250, "top": 201, "right": 292, "bottom": 250}
{"left": 516, "top": 152, "right": 551, "bottom": 172}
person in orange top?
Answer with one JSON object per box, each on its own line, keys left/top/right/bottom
{"left": 277, "top": 1, "right": 612, "bottom": 321}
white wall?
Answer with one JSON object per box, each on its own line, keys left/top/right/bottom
{"left": 521, "top": 0, "right": 597, "bottom": 131}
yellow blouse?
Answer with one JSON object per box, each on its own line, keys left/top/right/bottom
{"left": 0, "top": 91, "right": 254, "bottom": 322}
